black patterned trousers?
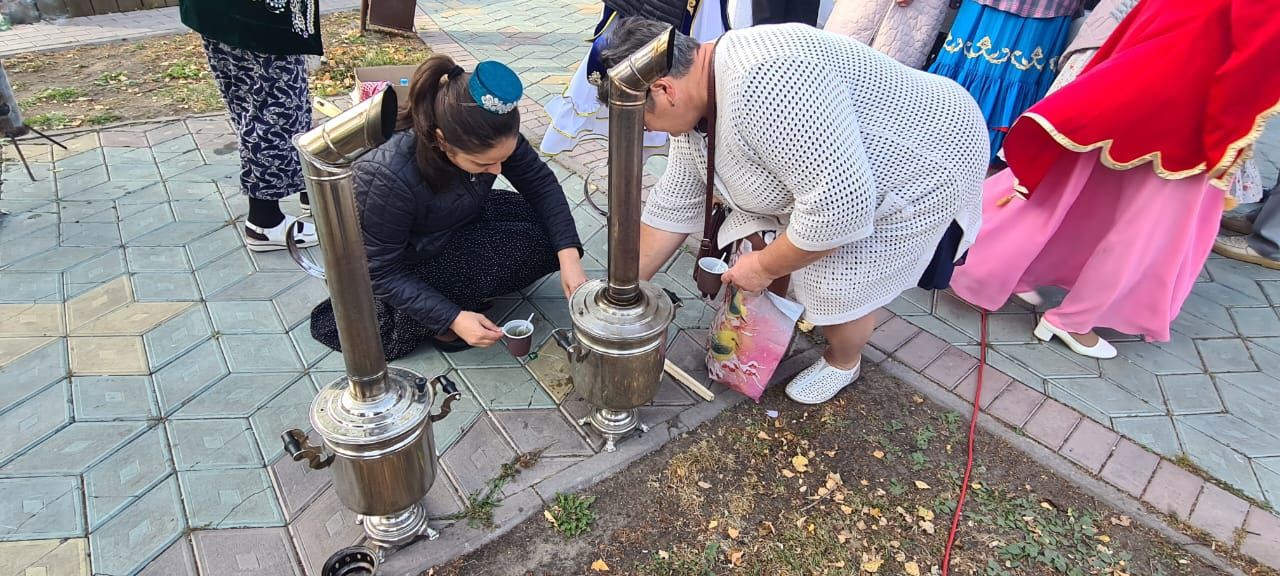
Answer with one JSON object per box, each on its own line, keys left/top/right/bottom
{"left": 201, "top": 38, "right": 312, "bottom": 201}
{"left": 310, "top": 191, "right": 562, "bottom": 360}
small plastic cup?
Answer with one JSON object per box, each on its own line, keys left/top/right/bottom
{"left": 696, "top": 257, "right": 729, "bottom": 298}
{"left": 502, "top": 319, "right": 534, "bottom": 357}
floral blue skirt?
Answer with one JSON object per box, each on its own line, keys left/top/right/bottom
{"left": 202, "top": 38, "right": 312, "bottom": 201}
{"left": 928, "top": 0, "right": 1073, "bottom": 161}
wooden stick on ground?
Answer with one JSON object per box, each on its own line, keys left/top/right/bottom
{"left": 664, "top": 360, "right": 715, "bottom": 402}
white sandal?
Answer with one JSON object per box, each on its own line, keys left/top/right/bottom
{"left": 1032, "top": 317, "right": 1117, "bottom": 359}
{"left": 244, "top": 215, "right": 318, "bottom": 253}
{"left": 785, "top": 356, "right": 861, "bottom": 405}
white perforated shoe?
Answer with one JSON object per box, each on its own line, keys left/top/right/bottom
{"left": 785, "top": 356, "right": 861, "bottom": 405}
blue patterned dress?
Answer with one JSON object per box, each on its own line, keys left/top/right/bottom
{"left": 929, "top": 0, "right": 1083, "bottom": 161}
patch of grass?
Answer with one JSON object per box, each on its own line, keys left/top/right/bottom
{"left": 969, "top": 486, "right": 1146, "bottom": 576}
{"left": 545, "top": 492, "right": 596, "bottom": 538}
{"left": 162, "top": 60, "right": 205, "bottom": 80}
{"left": 157, "top": 82, "right": 223, "bottom": 113}
{"left": 645, "top": 542, "right": 720, "bottom": 576}
{"left": 25, "top": 112, "right": 72, "bottom": 130}
{"left": 31, "top": 87, "right": 86, "bottom": 104}
{"left": 86, "top": 112, "right": 121, "bottom": 126}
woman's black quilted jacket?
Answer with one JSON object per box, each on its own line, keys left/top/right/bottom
{"left": 351, "top": 130, "right": 581, "bottom": 335}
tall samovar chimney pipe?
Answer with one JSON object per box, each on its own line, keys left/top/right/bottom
{"left": 604, "top": 27, "right": 676, "bottom": 306}
{"left": 553, "top": 27, "right": 678, "bottom": 452}
{"left": 281, "top": 90, "right": 461, "bottom": 555}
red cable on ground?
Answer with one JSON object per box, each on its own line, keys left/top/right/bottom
{"left": 941, "top": 309, "right": 988, "bottom": 575}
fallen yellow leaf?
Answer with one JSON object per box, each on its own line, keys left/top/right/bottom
{"left": 781, "top": 469, "right": 796, "bottom": 478}
{"left": 590, "top": 559, "right": 610, "bottom": 571}
{"left": 824, "top": 450, "right": 838, "bottom": 457}
{"left": 872, "top": 450, "right": 885, "bottom": 459}
{"left": 840, "top": 505, "right": 854, "bottom": 515}
{"left": 543, "top": 509, "right": 558, "bottom": 526}
{"left": 792, "top": 454, "right": 810, "bottom": 473}
{"left": 869, "top": 508, "right": 883, "bottom": 518}
{"left": 912, "top": 394, "right": 925, "bottom": 404}
{"left": 1110, "top": 516, "right": 1132, "bottom": 527}
{"left": 729, "top": 550, "right": 745, "bottom": 566}
{"left": 1096, "top": 534, "right": 1111, "bottom": 543}
{"left": 728, "top": 527, "right": 740, "bottom": 539}
{"left": 917, "top": 507, "right": 935, "bottom": 521}
{"left": 697, "top": 481, "right": 712, "bottom": 489}
{"left": 914, "top": 480, "right": 931, "bottom": 490}
{"left": 657, "top": 550, "right": 669, "bottom": 560}
{"left": 861, "top": 554, "right": 884, "bottom": 573}
{"left": 708, "top": 520, "right": 719, "bottom": 530}
{"left": 904, "top": 561, "right": 922, "bottom": 576}
{"left": 757, "top": 431, "right": 772, "bottom": 440}
{"left": 920, "top": 520, "right": 936, "bottom": 534}
{"left": 1040, "top": 501, "right": 1055, "bottom": 510}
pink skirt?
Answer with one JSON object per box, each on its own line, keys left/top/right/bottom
{"left": 950, "top": 150, "right": 1223, "bottom": 342}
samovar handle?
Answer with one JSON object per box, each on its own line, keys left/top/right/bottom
{"left": 425, "top": 374, "right": 462, "bottom": 423}
{"left": 286, "top": 225, "right": 326, "bottom": 280}
{"left": 281, "top": 429, "right": 334, "bottom": 469}
{"left": 551, "top": 328, "right": 577, "bottom": 356}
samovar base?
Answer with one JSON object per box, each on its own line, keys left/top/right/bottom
{"left": 358, "top": 503, "right": 438, "bottom": 550}
{"left": 579, "top": 408, "right": 649, "bottom": 452}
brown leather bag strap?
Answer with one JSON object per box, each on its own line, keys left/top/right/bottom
{"left": 698, "top": 41, "right": 719, "bottom": 253}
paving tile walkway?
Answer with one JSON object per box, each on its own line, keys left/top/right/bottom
{"left": 1, "top": 1, "right": 1279, "bottom": 575}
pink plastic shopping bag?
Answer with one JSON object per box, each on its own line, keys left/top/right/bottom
{"left": 706, "top": 286, "right": 805, "bottom": 402}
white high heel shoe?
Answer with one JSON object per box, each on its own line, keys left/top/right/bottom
{"left": 1015, "top": 290, "right": 1043, "bottom": 307}
{"left": 1033, "top": 317, "right": 1117, "bottom": 359}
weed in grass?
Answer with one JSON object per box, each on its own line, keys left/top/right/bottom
{"left": 32, "top": 87, "right": 86, "bottom": 104}
{"left": 646, "top": 542, "right": 720, "bottom": 576}
{"left": 95, "top": 71, "right": 130, "bottom": 86}
{"left": 157, "top": 83, "right": 223, "bottom": 112}
{"left": 163, "top": 60, "right": 204, "bottom": 80}
{"left": 545, "top": 492, "right": 596, "bottom": 538}
{"left": 915, "top": 425, "right": 936, "bottom": 450}
{"left": 26, "top": 112, "right": 71, "bottom": 130}
{"left": 443, "top": 448, "right": 546, "bottom": 529}
{"left": 87, "top": 112, "right": 121, "bottom": 126}
{"left": 939, "top": 411, "right": 963, "bottom": 435}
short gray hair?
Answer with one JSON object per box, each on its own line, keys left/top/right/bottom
{"left": 594, "top": 17, "right": 701, "bottom": 107}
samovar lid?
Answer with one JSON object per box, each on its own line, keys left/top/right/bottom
{"left": 310, "top": 366, "right": 433, "bottom": 447}
{"left": 568, "top": 279, "right": 675, "bottom": 342}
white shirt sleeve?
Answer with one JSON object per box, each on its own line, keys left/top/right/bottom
{"left": 640, "top": 132, "right": 707, "bottom": 235}
{"left": 735, "top": 56, "right": 877, "bottom": 253}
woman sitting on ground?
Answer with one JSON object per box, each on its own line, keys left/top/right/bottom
{"left": 311, "top": 55, "right": 587, "bottom": 360}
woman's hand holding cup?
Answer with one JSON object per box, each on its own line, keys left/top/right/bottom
{"left": 450, "top": 311, "right": 504, "bottom": 347}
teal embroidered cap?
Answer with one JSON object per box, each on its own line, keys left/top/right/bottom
{"left": 468, "top": 61, "right": 522, "bottom": 115}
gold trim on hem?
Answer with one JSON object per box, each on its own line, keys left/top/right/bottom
{"left": 1019, "top": 112, "right": 1207, "bottom": 180}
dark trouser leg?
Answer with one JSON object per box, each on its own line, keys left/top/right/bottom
{"left": 1248, "top": 191, "right": 1280, "bottom": 260}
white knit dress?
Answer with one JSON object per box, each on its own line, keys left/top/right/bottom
{"left": 643, "top": 24, "right": 988, "bottom": 325}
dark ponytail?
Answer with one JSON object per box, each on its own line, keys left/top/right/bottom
{"left": 396, "top": 55, "right": 521, "bottom": 179}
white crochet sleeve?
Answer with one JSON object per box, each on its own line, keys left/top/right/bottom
{"left": 641, "top": 132, "right": 707, "bottom": 235}
{"left": 736, "top": 56, "right": 877, "bottom": 253}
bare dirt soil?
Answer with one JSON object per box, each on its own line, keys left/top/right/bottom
{"left": 5, "top": 11, "right": 429, "bottom": 130}
{"left": 433, "top": 364, "right": 1273, "bottom": 576}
